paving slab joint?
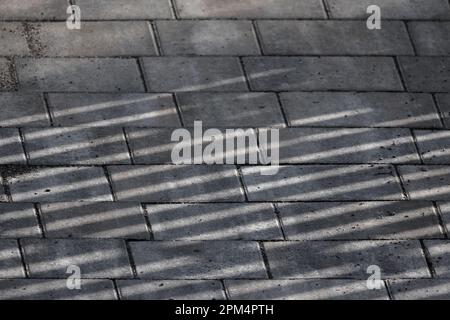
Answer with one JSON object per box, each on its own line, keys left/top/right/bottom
{"left": 125, "top": 241, "right": 138, "bottom": 279}
{"left": 410, "top": 129, "right": 424, "bottom": 164}
{"left": 251, "top": 20, "right": 265, "bottom": 55}
{"left": 236, "top": 166, "right": 250, "bottom": 202}
{"left": 33, "top": 203, "right": 46, "bottom": 238}
{"left": 238, "top": 57, "right": 252, "bottom": 91}
{"left": 393, "top": 165, "right": 409, "bottom": 200}
{"left": 220, "top": 280, "right": 230, "bottom": 300}
{"left": 122, "top": 128, "right": 135, "bottom": 165}
{"left": 136, "top": 58, "right": 149, "bottom": 92}
{"left": 168, "top": 0, "right": 179, "bottom": 19}
{"left": 393, "top": 56, "right": 407, "bottom": 91}
{"left": 384, "top": 280, "right": 394, "bottom": 300}
{"left": 102, "top": 166, "right": 117, "bottom": 201}
{"left": 112, "top": 279, "right": 122, "bottom": 300}
{"left": 275, "top": 92, "right": 290, "bottom": 127}
{"left": 321, "top": 0, "right": 331, "bottom": 19}
{"left": 172, "top": 93, "right": 185, "bottom": 126}
{"left": 433, "top": 202, "right": 449, "bottom": 238}
{"left": 258, "top": 242, "right": 273, "bottom": 279}
{"left": 17, "top": 239, "right": 30, "bottom": 278}
{"left": 420, "top": 240, "right": 437, "bottom": 277}
{"left": 17, "top": 128, "right": 30, "bottom": 165}
{"left": 403, "top": 21, "right": 417, "bottom": 56}
{"left": 140, "top": 204, "right": 155, "bottom": 240}
{"left": 432, "top": 94, "right": 447, "bottom": 128}
{"left": 149, "top": 21, "right": 163, "bottom": 56}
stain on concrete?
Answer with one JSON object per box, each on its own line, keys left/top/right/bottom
{"left": 22, "top": 23, "right": 46, "bottom": 57}
{"left": 0, "top": 58, "right": 18, "bottom": 91}
{"left": 0, "top": 165, "right": 38, "bottom": 181}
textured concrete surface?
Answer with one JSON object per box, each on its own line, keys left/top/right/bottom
{"left": 16, "top": 58, "right": 145, "bottom": 92}
{"left": 117, "top": 280, "right": 225, "bottom": 300}
{"left": 47, "top": 93, "right": 180, "bottom": 127}
{"left": 17, "top": 22, "right": 158, "bottom": 57}
{"left": 21, "top": 238, "right": 132, "bottom": 278}
{"left": 225, "top": 280, "right": 390, "bottom": 300}
{"left": 129, "top": 241, "right": 267, "bottom": 279}
{"left": 0, "top": 0, "right": 449, "bottom": 300}
{"left": 264, "top": 240, "right": 430, "bottom": 279}
{"left": 0, "top": 279, "right": 117, "bottom": 300}
{"left": 156, "top": 21, "right": 259, "bottom": 55}
{"left": 146, "top": 203, "right": 282, "bottom": 240}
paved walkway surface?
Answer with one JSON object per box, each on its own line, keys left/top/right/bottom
{"left": 0, "top": 0, "right": 449, "bottom": 300}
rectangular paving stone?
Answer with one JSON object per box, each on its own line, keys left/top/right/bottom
{"left": 278, "top": 201, "right": 442, "bottom": 240}
{"left": 398, "top": 165, "right": 450, "bottom": 200}
{"left": 129, "top": 241, "right": 267, "bottom": 279}
{"left": 0, "top": 58, "right": 17, "bottom": 91}
{"left": 21, "top": 239, "right": 132, "bottom": 278}
{"left": 389, "top": 279, "right": 450, "bottom": 300}
{"left": 0, "top": 279, "right": 116, "bottom": 300}
{"left": 108, "top": 165, "right": 244, "bottom": 202}
{"left": 225, "top": 280, "right": 389, "bottom": 300}
{"left": 0, "top": 203, "right": 40, "bottom": 238}
{"left": 40, "top": 202, "right": 149, "bottom": 239}
{"left": 125, "top": 128, "right": 260, "bottom": 164}
{"left": 243, "top": 57, "right": 402, "bottom": 91}
{"left": 424, "top": 240, "right": 450, "bottom": 278}
{"left": 327, "top": 0, "right": 450, "bottom": 19}
{"left": 24, "top": 22, "right": 157, "bottom": 57}
{"left": 280, "top": 92, "right": 442, "bottom": 128}
{"left": 177, "top": 92, "right": 285, "bottom": 127}
{"left": 23, "top": 127, "right": 131, "bottom": 165}
{"left": 0, "top": 0, "right": 69, "bottom": 20}
{"left": 408, "top": 22, "right": 450, "bottom": 56}
{"left": 16, "top": 58, "right": 145, "bottom": 92}
{"left": 0, "top": 23, "right": 30, "bottom": 55}
{"left": 146, "top": 203, "right": 282, "bottom": 240}
{"left": 264, "top": 240, "right": 429, "bottom": 279}
{"left": 257, "top": 21, "right": 413, "bottom": 55}
{"left": 436, "top": 202, "right": 450, "bottom": 237}
{"left": 141, "top": 57, "right": 247, "bottom": 92}
{"left": 0, "top": 240, "right": 24, "bottom": 278}
{"left": 414, "top": 130, "right": 450, "bottom": 164}
{"left": 76, "top": 0, "right": 172, "bottom": 19}
{"left": 4, "top": 166, "right": 113, "bottom": 202}
{"left": 436, "top": 96, "right": 450, "bottom": 130}
{"left": 0, "top": 128, "right": 27, "bottom": 164}
{"left": 0, "top": 93, "right": 50, "bottom": 127}
{"left": 117, "top": 280, "right": 225, "bottom": 300}
{"left": 156, "top": 20, "right": 259, "bottom": 55}
{"left": 48, "top": 93, "right": 180, "bottom": 127}
{"left": 399, "top": 57, "right": 450, "bottom": 93}
{"left": 242, "top": 165, "right": 404, "bottom": 201}
{"left": 276, "top": 128, "right": 420, "bottom": 164}
{"left": 175, "top": 0, "right": 326, "bottom": 18}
